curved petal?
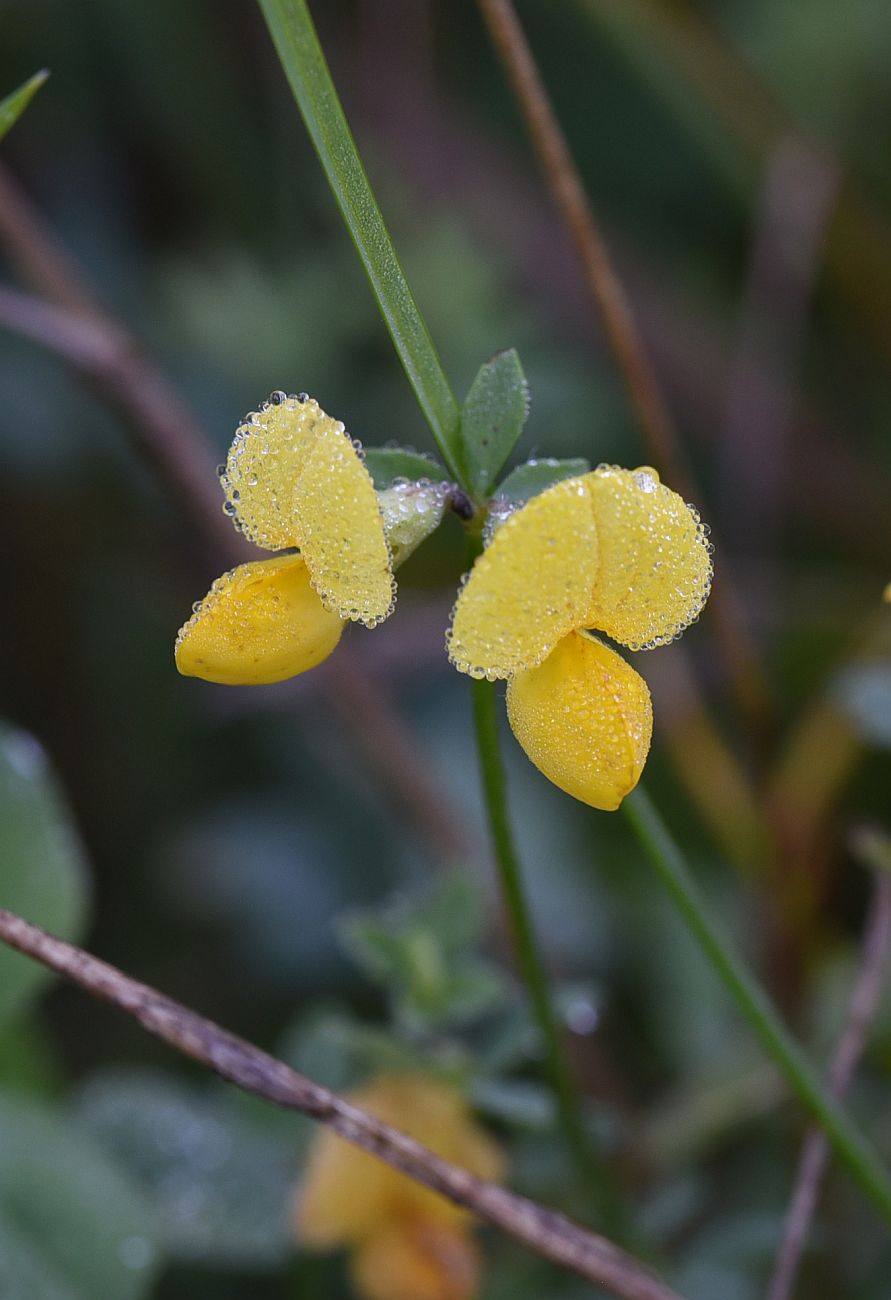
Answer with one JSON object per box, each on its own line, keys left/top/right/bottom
{"left": 506, "top": 630, "right": 652, "bottom": 811}
{"left": 292, "top": 420, "right": 395, "bottom": 627}
{"left": 447, "top": 476, "right": 599, "bottom": 679}
{"left": 221, "top": 393, "right": 325, "bottom": 551}
{"left": 296, "top": 1076, "right": 503, "bottom": 1249}
{"left": 221, "top": 394, "right": 394, "bottom": 628}
{"left": 175, "top": 555, "right": 343, "bottom": 685}
{"left": 584, "top": 465, "right": 713, "bottom": 650}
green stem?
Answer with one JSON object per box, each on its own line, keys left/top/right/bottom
{"left": 623, "top": 786, "right": 891, "bottom": 1225}
{"left": 472, "top": 675, "right": 626, "bottom": 1236}
{"left": 257, "top": 0, "right": 464, "bottom": 483}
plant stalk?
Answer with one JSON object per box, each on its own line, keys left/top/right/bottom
{"left": 622, "top": 786, "right": 891, "bottom": 1226}
{"left": 257, "top": 0, "right": 464, "bottom": 482}
{"left": 472, "top": 674, "right": 626, "bottom": 1237}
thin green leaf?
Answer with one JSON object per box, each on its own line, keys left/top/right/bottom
{"left": 461, "top": 348, "right": 530, "bottom": 494}
{"left": 0, "top": 70, "right": 49, "bottom": 144}
{"left": 256, "top": 0, "right": 464, "bottom": 482}
{"left": 623, "top": 786, "right": 891, "bottom": 1225}
{"left": 363, "top": 445, "right": 445, "bottom": 489}
{"left": 496, "top": 457, "right": 591, "bottom": 505}
{"left": 0, "top": 723, "right": 89, "bottom": 1027}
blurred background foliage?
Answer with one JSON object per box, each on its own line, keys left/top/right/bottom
{"left": 2, "top": 1, "right": 891, "bottom": 1297}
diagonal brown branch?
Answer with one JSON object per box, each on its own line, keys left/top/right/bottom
{"left": 0, "top": 906, "right": 683, "bottom": 1300}
{"left": 765, "top": 868, "right": 891, "bottom": 1300}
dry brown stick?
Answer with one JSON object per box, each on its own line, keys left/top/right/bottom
{"left": 765, "top": 869, "right": 891, "bottom": 1300}
{"left": 0, "top": 906, "right": 683, "bottom": 1300}
{"left": 0, "top": 284, "right": 238, "bottom": 560}
{"left": 475, "top": 0, "right": 771, "bottom": 741}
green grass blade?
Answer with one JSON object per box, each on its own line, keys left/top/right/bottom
{"left": 623, "top": 786, "right": 891, "bottom": 1225}
{"left": 256, "top": 0, "right": 464, "bottom": 484}
{"left": 0, "top": 70, "right": 49, "bottom": 144}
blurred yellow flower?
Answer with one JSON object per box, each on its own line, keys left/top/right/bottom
{"left": 175, "top": 392, "right": 395, "bottom": 684}
{"left": 295, "top": 1075, "right": 505, "bottom": 1300}
{"left": 448, "top": 466, "right": 712, "bottom": 810}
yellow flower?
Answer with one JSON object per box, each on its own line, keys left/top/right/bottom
{"left": 295, "top": 1074, "right": 505, "bottom": 1300}
{"left": 447, "top": 465, "right": 712, "bottom": 810}
{"left": 175, "top": 392, "right": 395, "bottom": 685}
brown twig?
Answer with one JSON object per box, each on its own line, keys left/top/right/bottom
{"left": 765, "top": 869, "right": 891, "bottom": 1300}
{"left": 0, "top": 906, "right": 683, "bottom": 1300}
{"left": 475, "top": 0, "right": 771, "bottom": 747}
{"left": 476, "top": 0, "right": 682, "bottom": 486}
{"left": 0, "top": 165, "right": 469, "bottom": 866}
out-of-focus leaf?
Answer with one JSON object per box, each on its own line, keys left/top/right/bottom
{"left": 460, "top": 349, "right": 530, "bottom": 494}
{"left": 0, "top": 1089, "right": 160, "bottom": 1300}
{"left": 470, "top": 1077, "right": 554, "bottom": 1129}
{"left": 279, "top": 1005, "right": 440, "bottom": 1089}
{"left": 834, "top": 663, "right": 891, "bottom": 747}
{"left": 341, "top": 875, "right": 507, "bottom": 1033}
{"left": 495, "top": 457, "right": 591, "bottom": 505}
{"left": 0, "top": 1016, "right": 61, "bottom": 1097}
{"left": 75, "top": 1069, "right": 297, "bottom": 1269}
{"left": 0, "top": 723, "right": 89, "bottom": 1027}
{"left": 363, "top": 446, "right": 445, "bottom": 488}
{"left": 0, "top": 70, "right": 48, "bottom": 143}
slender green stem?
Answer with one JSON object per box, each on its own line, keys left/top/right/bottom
{"left": 623, "top": 786, "right": 891, "bottom": 1225}
{"left": 472, "top": 675, "right": 626, "bottom": 1236}
{"left": 257, "top": 0, "right": 464, "bottom": 483}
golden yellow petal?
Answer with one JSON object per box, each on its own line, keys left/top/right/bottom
{"left": 584, "top": 465, "right": 713, "bottom": 650}
{"left": 221, "top": 393, "right": 326, "bottom": 551}
{"left": 174, "top": 555, "right": 343, "bottom": 685}
{"left": 352, "top": 1224, "right": 480, "bottom": 1300}
{"left": 296, "top": 1076, "right": 505, "bottom": 1249}
{"left": 447, "top": 476, "right": 600, "bottom": 679}
{"left": 293, "top": 420, "right": 395, "bottom": 627}
{"left": 506, "top": 630, "right": 653, "bottom": 811}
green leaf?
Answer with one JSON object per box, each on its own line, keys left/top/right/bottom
{"left": 0, "top": 70, "right": 48, "bottom": 143}
{"left": 363, "top": 445, "right": 445, "bottom": 488}
{"left": 0, "top": 1089, "right": 160, "bottom": 1300}
{"left": 0, "top": 723, "right": 89, "bottom": 1027}
{"left": 257, "top": 0, "right": 463, "bottom": 481}
{"left": 460, "top": 349, "right": 530, "bottom": 494}
{"left": 76, "top": 1069, "right": 297, "bottom": 1268}
{"left": 340, "top": 875, "right": 507, "bottom": 1033}
{"left": 496, "top": 457, "right": 591, "bottom": 505}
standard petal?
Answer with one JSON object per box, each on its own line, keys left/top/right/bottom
{"left": 293, "top": 421, "right": 395, "bottom": 627}
{"left": 584, "top": 465, "right": 713, "bottom": 650}
{"left": 447, "top": 476, "right": 599, "bottom": 679}
{"left": 506, "top": 630, "right": 653, "bottom": 811}
{"left": 221, "top": 393, "right": 328, "bottom": 551}
{"left": 174, "top": 555, "right": 343, "bottom": 685}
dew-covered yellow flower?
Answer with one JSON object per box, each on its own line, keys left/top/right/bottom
{"left": 447, "top": 465, "right": 713, "bottom": 810}
{"left": 295, "top": 1074, "right": 504, "bottom": 1300}
{"left": 175, "top": 392, "right": 395, "bottom": 685}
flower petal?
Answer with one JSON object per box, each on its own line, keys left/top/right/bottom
{"left": 584, "top": 465, "right": 713, "bottom": 650}
{"left": 293, "top": 420, "right": 395, "bottom": 627}
{"left": 175, "top": 555, "right": 343, "bottom": 685}
{"left": 221, "top": 394, "right": 395, "bottom": 627}
{"left": 447, "top": 476, "right": 599, "bottom": 679}
{"left": 221, "top": 394, "right": 325, "bottom": 551}
{"left": 352, "top": 1224, "right": 480, "bottom": 1300}
{"left": 506, "top": 630, "right": 653, "bottom": 811}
